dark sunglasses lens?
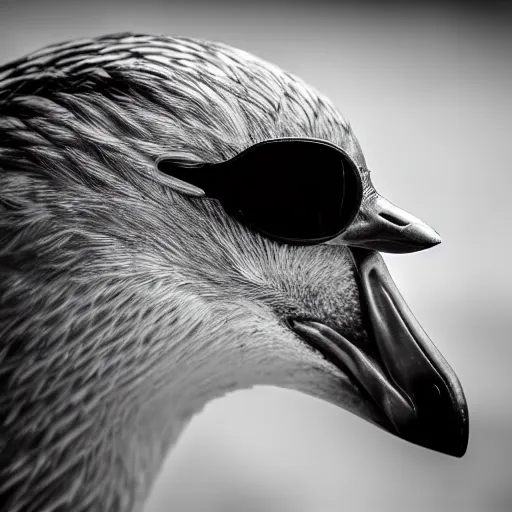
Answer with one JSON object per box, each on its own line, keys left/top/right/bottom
{"left": 157, "top": 138, "right": 362, "bottom": 243}
{"left": 226, "top": 141, "right": 353, "bottom": 241}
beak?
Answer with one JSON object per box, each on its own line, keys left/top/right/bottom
{"left": 292, "top": 248, "right": 469, "bottom": 457}
{"left": 329, "top": 194, "right": 442, "bottom": 254}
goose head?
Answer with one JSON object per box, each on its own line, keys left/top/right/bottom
{"left": 0, "top": 33, "right": 468, "bottom": 512}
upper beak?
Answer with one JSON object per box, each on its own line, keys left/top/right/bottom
{"left": 329, "top": 194, "right": 442, "bottom": 254}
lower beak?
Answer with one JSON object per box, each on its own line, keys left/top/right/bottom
{"left": 329, "top": 194, "right": 442, "bottom": 254}
{"left": 292, "top": 248, "right": 469, "bottom": 457}
{"left": 352, "top": 248, "right": 468, "bottom": 456}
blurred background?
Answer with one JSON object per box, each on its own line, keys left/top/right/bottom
{"left": 1, "top": 0, "right": 510, "bottom": 510}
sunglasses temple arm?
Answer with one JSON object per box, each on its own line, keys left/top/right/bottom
{"left": 156, "top": 157, "right": 225, "bottom": 197}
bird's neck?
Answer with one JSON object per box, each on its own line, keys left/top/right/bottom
{"left": 82, "top": 335, "right": 256, "bottom": 512}
{"left": 87, "top": 304, "right": 303, "bottom": 512}
{"left": 4, "top": 263, "right": 314, "bottom": 512}
{"left": 5, "top": 312, "right": 268, "bottom": 512}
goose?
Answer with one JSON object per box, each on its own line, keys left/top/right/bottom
{"left": 0, "top": 33, "right": 468, "bottom": 512}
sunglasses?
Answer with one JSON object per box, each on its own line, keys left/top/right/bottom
{"left": 156, "top": 138, "right": 365, "bottom": 245}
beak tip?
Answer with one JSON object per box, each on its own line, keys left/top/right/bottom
{"left": 429, "top": 229, "right": 442, "bottom": 245}
{"left": 401, "top": 416, "right": 469, "bottom": 458}
{"left": 442, "top": 420, "right": 469, "bottom": 458}
{"left": 402, "top": 223, "right": 442, "bottom": 251}
{"left": 429, "top": 230, "right": 442, "bottom": 247}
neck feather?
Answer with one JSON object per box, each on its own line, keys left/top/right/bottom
{"left": 1, "top": 281, "right": 303, "bottom": 512}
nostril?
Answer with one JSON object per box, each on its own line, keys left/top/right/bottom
{"left": 378, "top": 212, "right": 410, "bottom": 227}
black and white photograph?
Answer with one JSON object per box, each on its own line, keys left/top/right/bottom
{"left": 0, "top": 1, "right": 510, "bottom": 511}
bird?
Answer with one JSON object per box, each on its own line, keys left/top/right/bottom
{"left": 0, "top": 33, "right": 467, "bottom": 512}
